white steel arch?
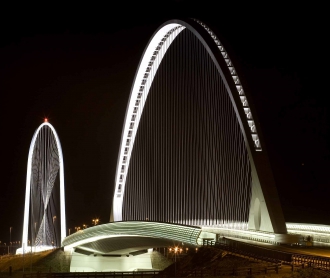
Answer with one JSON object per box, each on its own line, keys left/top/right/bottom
{"left": 112, "top": 19, "right": 287, "bottom": 235}
{"left": 21, "top": 121, "right": 66, "bottom": 252}
{"left": 112, "top": 19, "right": 261, "bottom": 222}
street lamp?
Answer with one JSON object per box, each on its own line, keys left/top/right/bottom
{"left": 169, "top": 246, "right": 179, "bottom": 277}
{"left": 53, "top": 216, "right": 56, "bottom": 224}
{"left": 174, "top": 247, "right": 178, "bottom": 277}
{"left": 92, "top": 219, "right": 99, "bottom": 225}
{"left": 9, "top": 227, "right": 12, "bottom": 255}
{"left": 83, "top": 224, "right": 88, "bottom": 229}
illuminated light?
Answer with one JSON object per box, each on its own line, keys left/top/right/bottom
{"left": 44, "top": 118, "right": 48, "bottom": 122}
{"left": 92, "top": 218, "right": 100, "bottom": 225}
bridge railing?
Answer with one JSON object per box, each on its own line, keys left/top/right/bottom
{"left": 175, "top": 264, "right": 280, "bottom": 277}
{"left": 203, "top": 238, "right": 287, "bottom": 263}
{"left": 20, "top": 265, "right": 281, "bottom": 278}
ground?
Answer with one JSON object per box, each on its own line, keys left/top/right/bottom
{"left": 162, "top": 247, "right": 329, "bottom": 278}
{"left": 0, "top": 247, "right": 328, "bottom": 278}
{"left": 0, "top": 249, "right": 70, "bottom": 277}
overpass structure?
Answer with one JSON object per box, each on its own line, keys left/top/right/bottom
{"left": 62, "top": 221, "right": 330, "bottom": 271}
{"left": 63, "top": 221, "right": 203, "bottom": 271}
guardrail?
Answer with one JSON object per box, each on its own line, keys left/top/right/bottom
{"left": 176, "top": 264, "right": 280, "bottom": 277}
{"left": 21, "top": 265, "right": 281, "bottom": 278}
{"left": 292, "top": 254, "right": 330, "bottom": 270}
{"left": 7, "top": 264, "right": 327, "bottom": 278}
{"left": 23, "top": 271, "right": 160, "bottom": 278}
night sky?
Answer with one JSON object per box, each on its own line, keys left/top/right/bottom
{"left": 0, "top": 3, "right": 328, "bottom": 244}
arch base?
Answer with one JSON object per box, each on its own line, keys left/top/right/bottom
{"left": 248, "top": 180, "right": 276, "bottom": 233}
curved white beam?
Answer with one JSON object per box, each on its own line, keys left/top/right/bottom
{"left": 63, "top": 221, "right": 201, "bottom": 250}
{"left": 22, "top": 122, "right": 66, "bottom": 251}
{"left": 112, "top": 24, "right": 184, "bottom": 221}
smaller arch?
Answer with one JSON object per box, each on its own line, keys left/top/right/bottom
{"left": 21, "top": 122, "right": 66, "bottom": 253}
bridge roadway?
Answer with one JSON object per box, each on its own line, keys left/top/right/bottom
{"left": 225, "top": 237, "right": 330, "bottom": 258}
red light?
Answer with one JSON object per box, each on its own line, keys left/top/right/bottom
{"left": 44, "top": 118, "right": 48, "bottom": 122}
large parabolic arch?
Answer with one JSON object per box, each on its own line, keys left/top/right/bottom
{"left": 111, "top": 19, "right": 287, "bottom": 234}
{"left": 21, "top": 121, "right": 66, "bottom": 252}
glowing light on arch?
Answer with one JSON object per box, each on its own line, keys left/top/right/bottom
{"left": 21, "top": 122, "right": 66, "bottom": 251}
{"left": 112, "top": 19, "right": 263, "bottom": 223}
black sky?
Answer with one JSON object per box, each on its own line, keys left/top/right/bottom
{"left": 0, "top": 3, "right": 328, "bottom": 244}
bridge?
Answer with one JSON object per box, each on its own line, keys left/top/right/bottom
{"left": 18, "top": 18, "right": 330, "bottom": 271}
{"left": 17, "top": 120, "right": 66, "bottom": 255}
